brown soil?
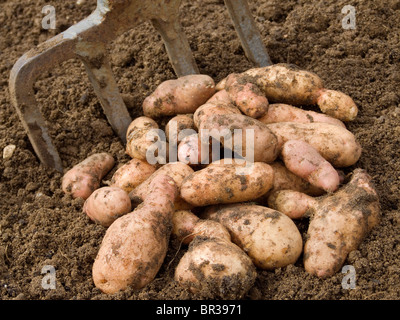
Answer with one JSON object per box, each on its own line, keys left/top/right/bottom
{"left": 1, "top": 0, "right": 399, "bottom": 300}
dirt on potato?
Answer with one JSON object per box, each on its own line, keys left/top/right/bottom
{"left": 0, "top": 0, "right": 399, "bottom": 300}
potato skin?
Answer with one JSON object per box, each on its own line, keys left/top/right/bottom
{"left": 242, "top": 63, "right": 324, "bottom": 106}
{"left": 174, "top": 237, "right": 257, "bottom": 299}
{"left": 143, "top": 75, "right": 216, "bottom": 118}
{"left": 202, "top": 204, "right": 303, "bottom": 270}
{"left": 199, "top": 114, "right": 281, "bottom": 163}
{"left": 126, "top": 116, "right": 158, "bottom": 142}
{"left": 304, "top": 169, "right": 380, "bottom": 278}
{"left": 129, "top": 162, "right": 194, "bottom": 210}
{"left": 110, "top": 158, "right": 156, "bottom": 193}
{"left": 92, "top": 175, "right": 178, "bottom": 294}
{"left": 224, "top": 73, "right": 269, "bottom": 119}
{"left": 267, "top": 190, "right": 317, "bottom": 219}
{"left": 193, "top": 102, "right": 241, "bottom": 129}
{"left": 83, "top": 186, "right": 132, "bottom": 227}
{"left": 267, "top": 122, "right": 362, "bottom": 167}
{"left": 165, "top": 114, "right": 196, "bottom": 145}
{"left": 180, "top": 162, "right": 274, "bottom": 206}
{"left": 258, "top": 103, "right": 346, "bottom": 128}
{"left": 62, "top": 153, "right": 115, "bottom": 200}
{"left": 281, "top": 140, "right": 341, "bottom": 193}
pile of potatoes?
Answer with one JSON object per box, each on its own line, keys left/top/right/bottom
{"left": 61, "top": 63, "right": 380, "bottom": 299}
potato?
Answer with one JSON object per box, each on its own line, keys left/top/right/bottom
{"left": 125, "top": 116, "right": 168, "bottom": 164}
{"left": 304, "top": 169, "right": 380, "bottom": 278}
{"left": 258, "top": 103, "right": 346, "bottom": 128}
{"left": 143, "top": 74, "right": 216, "bottom": 118}
{"left": 177, "top": 134, "right": 203, "bottom": 165}
{"left": 237, "top": 63, "right": 358, "bottom": 121}
{"left": 269, "top": 162, "right": 325, "bottom": 196}
{"left": 165, "top": 114, "right": 196, "bottom": 145}
{"left": 83, "top": 186, "right": 132, "bottom": 227}
{"left": 199, "top": 114, "right": 281, "bottom": 163}
{"left": 62, "top": 153, "right": 115, "bottom": 200}
{"left": 224, "top": 73, "right": 269, "bottom": 119}
{"left": 126, "top": 116, "right": 158, "bottom": 141}
{"left": 201, "top": 204, "right": 303, "bottom": 269}
{"left": 180, "top": 162, "right": 274, "bottom": 206}
{"left": 175, "top": 237, "right": 257, "bottom": 299}
{"left": 281, "top": 140, "right": 341, "bottom": 193}
{"left": 110, "top": 158, "right": 156, "bottom": 193}
{"left": 206, "top": 89, "right": 232, "bottom": 105}
{"left": 92, "top": 175, "right": 178, "bottom": 294}
{"left": 267, "top": 190, "right": 317, "bottom": 219}
{"left": 172, "top": 210, "right": 231, "bottom": 245}
{"left": 172, "top": 210, "right": 256, "bottom": 299}
{"left": 193, "top": 101, "right": 241, "bottom": 129}
{"left": 129, "top": 162, "right": 194, "bottom": 210}
{"left": 266, "top": 122, "right": 362, "bottom": 167}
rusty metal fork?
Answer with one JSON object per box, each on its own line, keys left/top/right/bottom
{"left": 9, "top": 0, "right": 271, "bottom": 172}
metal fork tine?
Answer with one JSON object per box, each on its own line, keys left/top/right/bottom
{"left": 77, "top": 41, "right": 132, "bottom": 143}
{"left": 224, "top": 0, "right": 272, "bottom": 67}
{"left": 152, "top": 18, "right": 200, "bottom": 77}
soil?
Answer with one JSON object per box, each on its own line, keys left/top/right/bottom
{"left": 0, "top": 0, "right": 399, "bottom": 300}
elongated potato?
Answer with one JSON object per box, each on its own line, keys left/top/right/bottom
{"left": 258, "top": 103, "right": 346, "bottom": 128}
{"left": 110, "top": 158, "right": 156, "bottom": 193}
{"left": 224, "top": 73, "right": 269, "bottom": 119}
{"left": 267, "top": 190, "right": 317, "bottom": 219}
{"left": 180, "top": 162, "right": 274, "bottom": 206}
{"left": 269, "top": 162, "right": 325, "bottom": 196}
{"left": 129, "top": 162, "right": 194, "bottom": 210}
{"left": 172, "top": 210, "right": 256, "bottom": 299}
{"left": 143, "top": 75, "right": 216, "bottom": 118}
{"left": 92, "top": 175, "right": 178, "bottom": 294}
{"left": 62, "top": 153, "right": 115, "bottom": 200}
{"left": 83, "top": 186, "right": 132, "bottom": 227}
{"left": 281, "top": 140, "right": 341, "bottom": 193}
{"left": 234, "top": 63, "right": 358, "bottom": 121}
{"left": 199, "top": 114, "right": 281, "bottom": 163}
{"left": 304, "top": 169, "right": 380, "bottom": 278}
{"left": 201, "top": 204, "right": 303, "bottom": 270}
{"left": 267, "top": 122, "right": 362, "bottom": 167}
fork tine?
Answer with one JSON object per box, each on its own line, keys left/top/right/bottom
{"left": 9, "top": 34, "right": 77, "bottom": 172}
{"left": 224, "top": 0, "right": 272, "bottom": 67}
{"left": 76, "top": 41, "right": 132, "bottom": 143}
{"left": 152, "top": 18, "right": 200, "bottom": 77}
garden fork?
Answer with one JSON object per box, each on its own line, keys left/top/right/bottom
{"left": 9, "top": 0, "right": 271, "bottom": 172}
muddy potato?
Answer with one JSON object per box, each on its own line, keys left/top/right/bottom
{"left": 258, "top": 103, "right": 346, "bottom": 128}
{"left": 236, "top": 63, "right": 358, "bottom": 121}
{"left": 92, "top": 175, "right": 178, "bottom": 294}
{"left": 165, "top": 114, "right": 196, "bottom": 145}
{"left": 281, "top": 139, "right": 341, "bottom": 193}
{"left": 267, "top": 122, "right": 362, "bottom": 167}
{"left": 125, "top": 116, "right": 168, "bottom": 163}
{"left": 193, "top": 101, "right": 241, "bottom": 129}
{"left": 180, "top": 162, "right": 274, "bottom": 206}
{"left": 62, "top": 153, "right": 115, "bottom": 200}
{"left": 173, "top": 210, "right": 256, "bottom": 299}
{"left": 304, "top": 169, "right": 380, "bottom": 278}
{"left": 83, "top": 186, "right": 132, "bottom": 227}
{"left": 129, "top": 162, "right": 194, "bottom": 210}
{"left": 202, "top": 204, "right": 303, "bottom": 270}
{"left": 110, "top": 158, "right": 156, "bottom": 193}
{"left": 199, "top": 114, "right": 281, "bottom": 163}
{"left": 143, "top": 74, "right": 216, "bottom": 118}
{"left": 175, "top": 237, "right": 257, "bottom": 299}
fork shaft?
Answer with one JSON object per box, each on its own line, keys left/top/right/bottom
{"left": 224, "top": 0, "right": 272, "bottom": 67}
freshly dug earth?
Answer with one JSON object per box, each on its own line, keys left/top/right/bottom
{"left": 0, "top": 0, "right": 399, "bottom": 300}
